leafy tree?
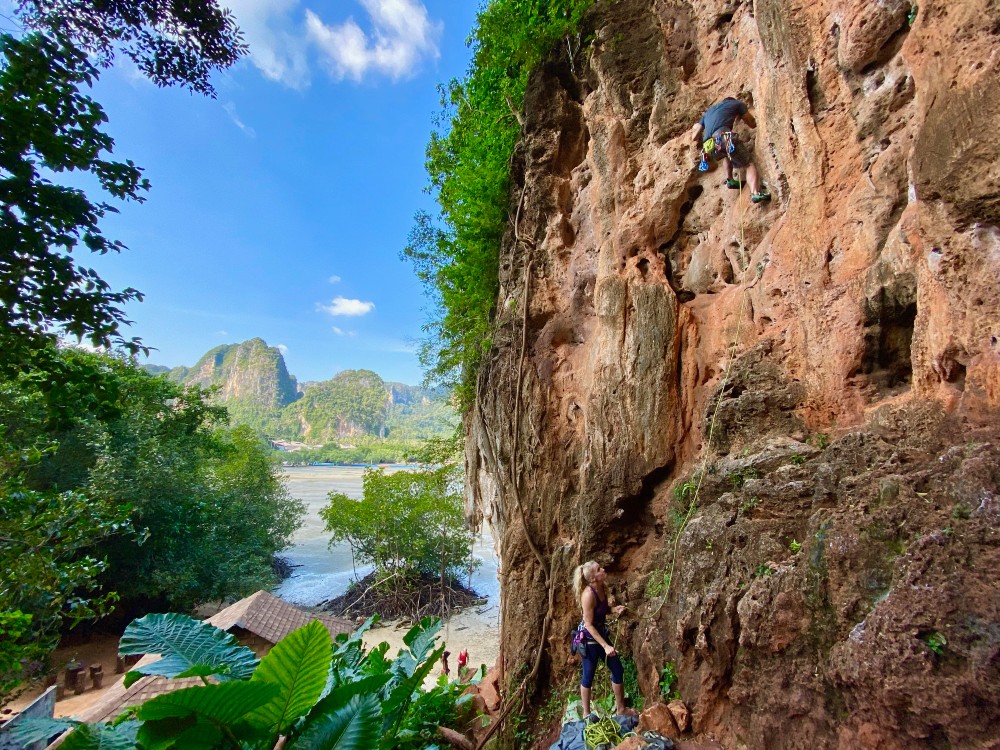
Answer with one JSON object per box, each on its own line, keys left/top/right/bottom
{"left": 15, "top": 0, "right": 246, "bottom": 96}
{"left": 321, "top": 463, "right": 475, "bottom": 587}
{"left": 0, "top": 32, "right": 149, "bottom": 368}
{"left": 15, "top": 614, "right": 479, "bottom": 750}
{"left": 1, "top": 348, "right": 304, "bottom": 615}
{"left": 405, "top": 0, "right": 595, "bottom": 409}
{"left": 0, "top": 441, "right": 134, "bottom": 700}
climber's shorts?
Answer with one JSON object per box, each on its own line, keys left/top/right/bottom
{"left": 707, "top": 130, "right": 752, "bottom": 169}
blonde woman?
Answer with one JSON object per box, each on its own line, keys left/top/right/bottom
{"left": 573, "top": 560, "right": 630, "bottom": 717}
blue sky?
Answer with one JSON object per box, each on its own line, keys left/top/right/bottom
{"left": 19, "top": 1, "right": 481, "bottom": 385}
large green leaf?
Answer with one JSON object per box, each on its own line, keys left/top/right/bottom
{"left": 247, "top": 620, "right": 332, "bottom": 736}
{"left": 136, "top": 682, "right": 277, "bottom": 749}
{"left": 307, "top": 674, "right": 391, "bottom": 723}
{"left": 289, "top": 693, "right": 382, "bottom": 750}
{"left": 402, "top": 617, "right": 442, "bottom": 664}
{"left": 136, "top": 681, "right": 277, "bottom": 723}
{"left": 381, "top": 643, "right": 445, "bottom": 734}
{"left": 119, "top": 612, "right": 258, "bottom": 685}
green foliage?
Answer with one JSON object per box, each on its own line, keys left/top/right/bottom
{"left": 645, "top": 569, "right": 672, "bottom": 599}
{"left": 658, "top": 663, "right": 680, "bottom": 701}
{"left": 811, "top": 433, "right": 830, "bottom": 449}
{"left": 922, "top": 631, "right": 946, "bottom": 656}
{"left": 0, "top": 438, "right": 133, "bottom": 699}
{"left": 0, "top": 32, "right": 149, "bottom": 366}
{"left": 118, "top": 613, "right": 259, "bottom": 687}
{"left": 621, "top": 657, "right": 644, "bottom": 712}
{"left": 291, "top": 370, "right": 389, "bottom": 441}
{"left": 790, "top": 453, "right": 806, "bottom": 465}
{"left": 789, "top": 539, "right": 802, "bottom": 553}
{"left": 0, "top": 347, "right": 304, "bottom": 693}
{"left": 739, "top": 496, "right": 760, "bottom": 513}
{"left": 321, "top": 464, "right": 476, "bottom": 582}
{"left": 728, "top": 467, "right": 761, "bottom": 489}
{"left": 951, "top": 502, "right": 971, "bottom": 520}
{"left": 673, "top": 479, "right": 697, "bottom": 501}
{"left": 16, "top": 0, "right": 246, "bottom": 96}
{"left": 405, "top": 0, "right": 595, "bottom": 410}
{"left": 754, "top": 564, "right": 774, "bottom": 578}
{"left": 35, "top": 615, "right": 471, "bottom": 750}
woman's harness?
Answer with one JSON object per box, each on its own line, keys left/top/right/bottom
{"left": 698, "top": 130, "right": 737, "bottom": 172}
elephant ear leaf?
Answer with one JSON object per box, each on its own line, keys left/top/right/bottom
{"left": 136, "top": 682, "right": 277, "bottom": 749}
{"left": 289, "top": 693, "right": 382, "bottom": 750}
{"left": 247, "top": 620, "right": 333, "bottom": 736}
{"left": 402, "top": 617, "right": 441, "bottom": 664}
{"left": 119, "top": 613, "right": 258, "bottom": 685}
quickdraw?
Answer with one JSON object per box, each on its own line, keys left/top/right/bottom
{"left": 698, "top": 130, "right": 737, "bottom": 172}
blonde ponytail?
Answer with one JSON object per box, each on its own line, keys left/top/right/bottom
{"left": 572, "top": 560, "right": 600, "bottom": 601}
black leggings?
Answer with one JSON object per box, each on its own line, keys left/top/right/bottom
{"left": 580, "top": 641, "right": 624, "bottom": 688}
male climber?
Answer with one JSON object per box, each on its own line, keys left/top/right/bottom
{"left": 690, "top": 96, "right": 771, "bottom": 204}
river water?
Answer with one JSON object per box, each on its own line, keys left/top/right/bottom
{"left": 272, "top": 465, "right": 500, "bottom": 608}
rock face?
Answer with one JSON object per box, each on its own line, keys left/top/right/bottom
{"left": 180, "top": 338, "right": 299, "bottom": 412}
{"left": 465, "top": 1, "right": 1000, "bottom": 747}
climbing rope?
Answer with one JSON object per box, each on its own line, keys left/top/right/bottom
{"left": 584, "top": 717, "right": 635, "bottom": 749}
{"left": 646, "top": 169, "right": 756, "bottom": 621}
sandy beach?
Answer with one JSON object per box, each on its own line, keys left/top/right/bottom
{"left": 362, "top": 604, "right": 500, "bottom": 688}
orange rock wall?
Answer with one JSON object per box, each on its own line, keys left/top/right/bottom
{"left": 465, "top": 0, "right": 1000, "bottom": 746}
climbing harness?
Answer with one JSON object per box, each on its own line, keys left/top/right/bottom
{"left": 698, "top": 130, "right": 737, "bottom": 171}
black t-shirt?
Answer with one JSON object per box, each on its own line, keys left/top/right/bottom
{"left": 700, "top": 97, "right": 748, "bottom": 137}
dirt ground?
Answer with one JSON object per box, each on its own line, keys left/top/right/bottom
{"left": 4, "top": 630, "right": 125, "bottom": 720}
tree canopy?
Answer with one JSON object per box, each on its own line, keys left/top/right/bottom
{"left": 321, "top": 463, "right": 474, "bottom": 584}
{"left": 15, "top": 0, "right": 246, "bottom": 96}
{"left": 404, "top": 0, "right": 595, "bottom": 410}
{"left": 0, "top": 348, "right": 304, "bottom": 699}
{"left": 0, "top": 32, "right": 149, "bottom": 367}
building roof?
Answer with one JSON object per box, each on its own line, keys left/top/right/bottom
{"left": 205, "top": 590, "right": 355, "bottom": 644}
{"left": 74, "top": 592, "right": 354, "bottom": 726}
{"left": 76, "top": 664, "right": 202, "bottom": 724}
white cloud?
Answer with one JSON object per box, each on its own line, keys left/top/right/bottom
{"left": 328, "top": 274, "right": 342, "bottom": 284}
{"left": 319, "top": 296, "right": 375, "bottom": 316}
{"left": 216, "top": 330, "right": 229, "bottom": 336}
{"left": 306, "top": 0, "right": 441, "bottom": 81}
{"left": 225, "top": 0, "right": 312, "bottom": 88}
{"left": 332, "top": 326, "right": 358, "bottom": 336}
{"left": 277, "top": 344, "right": 289, "bottom": 353}
{"left": 223, "top": 102, "right": 256, "bottom": 137}
{"left": 225, "top": 0, "right": 441, "bottom": 88}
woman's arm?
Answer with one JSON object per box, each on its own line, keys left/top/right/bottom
{"left": 582, "top": 590, "right": 616, "bottom": 655}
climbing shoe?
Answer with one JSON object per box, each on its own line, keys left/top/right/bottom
{"left": 725, "top": 178, "right": 742, "bottom": 189}
{"left": 751, "top": 189, "right": 771, "bottom": 204}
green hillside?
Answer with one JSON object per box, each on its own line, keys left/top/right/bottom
{"left": 145, "top": 340, "right": 457, "bottom": 451}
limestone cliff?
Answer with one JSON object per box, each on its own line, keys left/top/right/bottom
{"left": 466, "top": 0, "right": 1000, "bottom": 747}
{"left": 181, "top": 337, "right": 299, "bottom": 414}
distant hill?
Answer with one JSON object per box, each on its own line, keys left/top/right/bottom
{"left": 145, "top": 339, "right": 456, "bottom": 442}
